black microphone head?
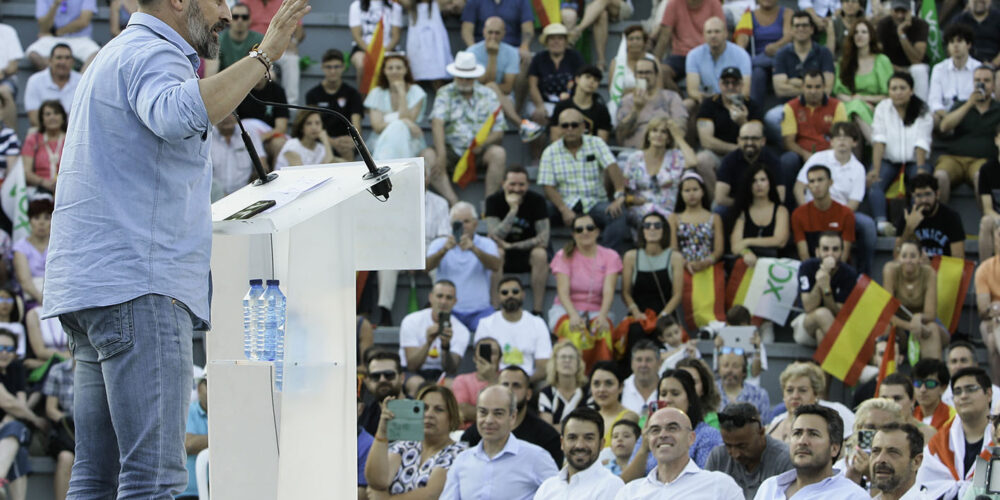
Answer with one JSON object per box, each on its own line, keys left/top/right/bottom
{"left": 363, "top": 166, "right": 393, "bottom": 201}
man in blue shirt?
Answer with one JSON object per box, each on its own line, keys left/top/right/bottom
{"left": 42, "top": 0, "right": 310, "bottom": 497}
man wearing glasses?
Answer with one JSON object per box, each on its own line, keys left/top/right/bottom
{"left": 716, "top": 121, "right": 782, "bottom": 209}
{"left": 358, "top": 351, "right": 405, "bottom": 435}
{"left": 911, "top": 358, "right": 955, "bottom": 432}
{"left": 474, "top": 277, "right": 551, "bottom": 385}
{"left": 615, "top": 408, "right": 743, "bottom": 499}
{"left": 538, "top": 107, "right": 630, "bottom": 254}
{"left": 706, "top": 403, "right": 792, "bottom": 499}
{"left": 916, "top": 366, "right": 994, "bottom": 500}
{"left": 204, "top": 2, "right": 263, "bottom": 76}
{"left": 717, "top": 348, "right": 770, "bottom": 420}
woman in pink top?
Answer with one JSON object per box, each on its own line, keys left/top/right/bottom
{"left": 21, "top": 100, "right": 67, "bottom": 194}
{"left": 449, "top": 337, "right": 500, "bottom": 428}
{"left": 547, "top": 214, "right": 623, "bottom": 332}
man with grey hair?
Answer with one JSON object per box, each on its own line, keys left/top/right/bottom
{"left": 426, "top": 201, "right": 501, "bottom": 331}
{"left": 41, "top": 0, "right": 311, "bottom": 496}
{"left": 442, "top": 385, "right": 558, "bottom": 500}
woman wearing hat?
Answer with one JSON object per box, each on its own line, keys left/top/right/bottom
{"left": 527, "top": 23, "right": 585, "bottom": 126}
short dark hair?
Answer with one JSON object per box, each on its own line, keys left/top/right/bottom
{"left": 497, "top": 276, "right": 523, "bottom": 292}
{"left": 434, "top": 279, "right": 457, "bottom": 291}
{"left": 913, "top": 358, "right": 950, "bottom": 387}
{"left": 575, "top": 64, "right": 603, "bottom": 81}
{"left": 561, "top": 406, "right": 605, "bottom": 439}
{"left": 637, "top": 212, "right": 670, "bottom": 248}
{"left": 367, "top": 350, "right": 402, "bottom": 373}
{"left": 611, "top": 418, "right": 642, "bottom": 439}
{"left": 38, "top": 99, "right": 68, "bottom": 133}
{"left": 943, "top": 23, "right": 974, "bottom": 46}
{"left": 910, "top": 172, "right": 938, "bottom": 193}
{"left": 623, "top": 24, "right": 648, "bottom": 42}
{"left": 28, "top": 198, "right": 55, "bottom": 219}
{"left": 951, "top": 366, "right": 992, "bottom": 392}
{"left": 635, "top": 57, "right": 658, "bottom": 74}
{"left": 793, "top": 404, "right": 845, "bottom": 461}
{"left": 591, "top": 360, "right": 624, "bottom": 385}
{"left": 504, "top": 165, "right": 529, "bottom": 181}
{"left": 877, "top": 422, "right": 924, "bottom": 458}
{"left": 718, "top": 402, "right": 762, "bottom": 432}
{"left": 791, "top": 10, "right": 815, "bottom": 31}
{"left": 726, "top": 305, "right": 751, "bottom": 326}
{"left": 947, "top": 340, "right": 977, "bottom": 361}
{"left": 632, "top": 339, "right": 659, "bottom": 358}
{"left": 830, "top": 121, "right": 860, "bottom": 142}
{"left": 659, "top": 369, "right": 705, "bottom": 426}
{"left": 803, "top": 68, "right": 825, "bottom": 82}
{"left": 50, "top": 43, "right": 72, "bottom": 58}
{"left": 806, "top": 164, "right": 831, "bottom": 180}
{"left": 881, "top": 372, "right": 914, "bottom": 400}
{"left": 231, "top": 2, "right": 251, "bottom": 14}
{"left": 500, "top": 364, "right": 531, "bottom": 385}
{"left": 322, "top": 49, "right": 345, "bottom": 64}
{"left": 817, "top": 230, "right": 843, "bottom": 245}
{"left": 0, "top": 328, "right": 16, "bottom": 347}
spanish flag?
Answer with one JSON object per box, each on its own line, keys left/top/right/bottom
{"left": 452, "top": 106, "right": 502, "bottom": 188}
{"left": 359, "top": 18, "right": 386, "bottom": 96}
{"left": 531, "top": 0, "right": 561, "bottom": 27}
{"left": 932, "top": 255, "right": 974, "bottom": 333}
{"left": 814, "top": 276, "right": 900, "bottom": 386}
{"left": 875, "top": 327, "right": 897, "bottom": 395}
{"left": 726, "top": 257, "right": 753, "bottom": 310}
{"left": 682, "top": 262, "right": 726, "bottom": 331}
{"left": 553, "top": 314, "right": 615, "bottom": 373}
{"left": 886, "top": 170, "right": 907, "bottom": 200}
{"left": 733, "top": 10, "right": 754, "bottom": 42}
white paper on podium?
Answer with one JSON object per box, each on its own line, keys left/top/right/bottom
{"left": 261, "top": 176, "right": 333, "bottom": 214}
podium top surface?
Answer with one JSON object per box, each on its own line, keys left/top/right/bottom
{"left": 211, "top": 159, "right": 419, "bottom": 235}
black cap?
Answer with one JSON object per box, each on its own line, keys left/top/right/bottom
{"left": 720, "top": 66, "right": 742, "bottom": 80}
{"left": 575, "top": 64, "right": 604, "bottom": 81}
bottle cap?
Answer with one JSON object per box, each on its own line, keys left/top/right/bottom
{"left": 249, "top": 279, "right": 263, "bottom": 285}
{"left": 266, "top": 279, "right": 279, "bottom": 286}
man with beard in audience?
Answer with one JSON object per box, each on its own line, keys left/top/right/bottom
{"left": 535, "top": 407, "right": 625, "bottom": 498}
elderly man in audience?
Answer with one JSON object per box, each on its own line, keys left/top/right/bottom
{"left": 912, "top": 358, "right": 955, "bottom": 432}
{"left": 359, "top": 351, "right": 405, "bottom": 435}
{"left": 942, "top": 340, "right": 1000, "bottom": 412}
{"left": 754, "top": 405, "right": 869, "bottom": 500}
{"left": 538, "top": 107, "right": 630, "bottom": 253}
{"left": 894, "top": 173, "right": 965, "bottom": 259}
{"left": 717, "top": 348, "right": 770, "bottom": 420}
{"left": 685, "top": 17, "right": 752, "bottom": 109}
{"left": 460, "top": 0, "right": 534, "bottom": 67}
{"left": 793, "top": 232, "right": 859, "bottom": 347}
{"left": 23, "top": 44, "right": 80, "bottom": 129}
{"left": 534, "top": 407, "right": 625, "bottom": 499}
{"left": 615, "top": 59, "right": 688, "bottom": 150}
{"left": 426, "top": 202, "right": 501, "bottom": 331}
{"left": 460, "top": 366, "right": 563, "bottom": 464}
{"left": 550, "top": 66, "right": 612, "bottom": 144}
{"left": 614, "top": 407, "right": 743, "bottom": 499}
{"left": 620, "top": 340, "right": 660, "bottom": 416}
{"left": 25, "top": 0, "right": 101, "bottom": 70}
{"left": 398, "top": 280, "right": 472, "bottom": 388}
{"left": 474, "top": 277, "right": 551, "bottom": 384}
{"left": 468, "top": 17, "right": 525, "bottom": 126}
{"left": 934, "top": 65, "right": 1000, "bottom": 203}
{"left": 927, "top": 25, "right": 979, "bottom": 126}
{"left": 441, "top": 385, "right": 558, "bottom": 500}
{"left": 916, "top": 367, "right": 994, "bottom": 500}
{"left": 869, "top": 423, "right": 926, "bottom": 500}
{"left": 484, "top": 166, "right": 551, "bottom": 315}
{"left": 791, "top": 166, "right": 856, "bottom": 260}
{"left": 425, "top": 51, "right": 507, "bottom": 202}
{"left": 706, "top": 403, "right": 793, "bottom": 499}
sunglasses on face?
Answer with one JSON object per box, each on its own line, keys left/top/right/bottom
{"left": 643, "top": 221, "right": 663, "bottom": 230}
{"left": 574, "top": 224, "right": 597, "bottom": 233}
{"left": 913, "top": 379, "right": 940, "bottom": 389}
{"left": 499, "top": 288, "right": 521, "bottom": 296}
{"left": 560, "top": 121, "right": 582, "bottom": 129}
{"left": 0, "top": 298, "right": 12, "bottom": 304}
{"left": 369, "top": 370, "right": 398, "bottom": 382}
{"left": 720, "top": 346, "right": 745, "bottom": 356}
{"left": 232, "top": 14, "right": 250, "bottom": 20}
{"left": 0, "top": 346, "right": 15, "bottom": 353}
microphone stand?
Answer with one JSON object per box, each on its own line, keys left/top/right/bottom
{"left": 234, "top": 93, "right": 393, "bottom": 201}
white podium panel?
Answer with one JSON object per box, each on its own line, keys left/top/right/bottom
{"left": 206, "top": 159, "right": 424, "bottom": 499}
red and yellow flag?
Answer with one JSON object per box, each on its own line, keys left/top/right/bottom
{"left": 531, "top": 0, "right": 561, "bottom": 27}
{"left": 682, "top": 262, "right": 726, "bottom": 331}
{"left": 452, "top": 106, "right": 502, "bottom": 188}
{"left": 931, "top": 255, "right": 974, "bottom": 333}
{"left": 875, "top": 327, "right": 897, "bottom": 395}
{"left": 360, "top": 18, "right": 386, "bottom": 96}
{"left": 886, "top": 170, "right": 907, "bottom": 200}
{"left": 733, "top": 10, "right": 754, "bottom": 42}
{"left": 726, "top": 258, "right": 753, "bottom": 310}
{"left": 814, "top": 276, "right": 900, "bottom": 386}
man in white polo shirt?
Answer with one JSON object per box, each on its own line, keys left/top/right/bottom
{"left": 620, "top": 340, "right": 659, "bottom": 418}
{"left": 475, "top": 276, "right": 551, "bottom": 384}
{"left": 615, "top": 408, "right": 743, "bottom": 499}
{"left": 25, "top": 0, "right": 102, "bottom": 69}
{"left": 23, "top": 43, "right": 80, "bottom": 128}
{"left": 534, "top": 407, "right": 624, "bottom": 499}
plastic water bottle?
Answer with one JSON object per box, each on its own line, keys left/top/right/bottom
{"left": 242, "top": 279, "right": 264, "bottom": 360}
{"left": 261, "top": 280, "right": 287, "bottom": 390}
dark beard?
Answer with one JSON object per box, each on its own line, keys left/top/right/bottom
{"left": 501, "top": 298, "right": 521, "bottom": 313}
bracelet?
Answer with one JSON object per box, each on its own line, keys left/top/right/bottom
{"left": 248, "top": 44, "right": 273, "bottom": 82}
{"left": 374, "top": 434, "right": 388, "bottom": 443}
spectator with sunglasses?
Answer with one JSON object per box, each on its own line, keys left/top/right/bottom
{"left": 706, "top": 403, "right": 793, "bottom": 499}
{"left": 622, "top": 212, "right": 683, "bottom": 326}
{"left": 203, "top": 3, "right": 264, "bottom": 77}
{"left": 358, "top": 351, "right": 405, "bottom": 436}
{"left": 474, "top": 277, "right": 551, "bottom": 385}
{"left": 911, "top": 358, "right": 955, "bottom": 433}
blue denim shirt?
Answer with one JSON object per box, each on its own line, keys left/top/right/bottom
{"left": 43, "top": 13, "right": 213, "bottom": 325}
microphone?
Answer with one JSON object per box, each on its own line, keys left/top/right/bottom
{"left": 242, "top": 93, "right": 393, "bottom": 201}
{"left": 232, "top": 111, "right": 277, "bottom": 186}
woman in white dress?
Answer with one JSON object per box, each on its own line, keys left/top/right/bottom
{"left": 274, "top": 111, "right": 335, "bottom": 169}
{"left": 400, "top": 0, "right": 452, "bottom": 85}
{"left": 364, "top": 54, "right": 428, "bottom": 161}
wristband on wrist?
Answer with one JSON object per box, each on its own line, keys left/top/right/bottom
{"left": 248, "top": 44, "right": 273, "bottom": 82}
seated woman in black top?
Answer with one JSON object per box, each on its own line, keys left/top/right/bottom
{"left": 730, "top": 164, "right": 790, "bottom": 265}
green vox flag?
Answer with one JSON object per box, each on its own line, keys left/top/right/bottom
{"left": 919, "top": 0, "right": 944, "bottom": 65}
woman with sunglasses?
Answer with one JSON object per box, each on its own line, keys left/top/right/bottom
{"left": 548, "top": 214, "right": 622, "bottom": 335}
{"left": 620, "top": 116, "right": 695, "bottom": 227}
{"left": 883, "top": 239, "right": 949, "bottom": 360}
{"left": 730, "top": 164, "right": 789, "bottom": 267}
{"left": 364, "top": 54, "right": 427, "bottom": 161}
{"left": 833, "top": 18, "right": 892, "bottom": 143}
{"left": 365, "top": 385, "right": 466, "bottom": 498}
{"left": 539, "top": 339, "right": 589, "bottom": 432}
{"left": 668, "top": 171, "right": 723, "bottom": 275}
{"left": 622, "top": 213, "right": 683, "bottom": 323}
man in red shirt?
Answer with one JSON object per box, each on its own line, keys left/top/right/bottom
{"left": 791, "top": 164, "right": 855, "bottom": 260}
{"left": 778, "top": 70, "right": 847, "bottom": 181}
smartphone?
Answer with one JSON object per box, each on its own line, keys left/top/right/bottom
{"left": 636, "top": 79, "right": 647, "bottom": 92}
{"left": 858, "top": 429, "right": 875, "bottom": 452}
{"left": 224, "top": 199, "right": 276, "bottom": 220}
{"left": 728, "top": 94, "right": 743, "bottom": 106}
{"left": 452, "top": 220, "right": 463, "bottom": 241}
{"left": 647, "top": 400, "right": 659, "bottom": 417}
{"left": 387, "top": 399, "right": 425, "bottom": 442}
{"left": 478, "top": 343, "right": 492, "bottom": 360}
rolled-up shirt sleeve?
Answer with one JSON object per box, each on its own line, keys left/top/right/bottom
{"left": 127, "top": 45, "right": 211, "bottom": 143}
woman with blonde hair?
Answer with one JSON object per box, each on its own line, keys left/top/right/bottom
{"left": 620, "top": 116, "right": 695, "bottom": 226}
{"left": 539, "top": 339, "right": 589, "bottom": 431}
{"left": 839, "top": 398, "right": 907, "bottom": 487}
{"left": 767, "top": 361, "right": 855, "bottom": 444}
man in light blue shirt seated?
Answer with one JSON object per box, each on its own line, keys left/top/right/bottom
{"left": 441, "top": 385, "right": 558, "bottom": 499}
{"left": 177, "top": 376, "right": 208, "bottom": 499}
{"left": 753, "top": 404, "right": 870, "bottom": 500}
{"left": 685, "top": 17, "right": 752, "bottom": 107}
{"left": 467, "top": 17, "right": 525, "bottom": 127}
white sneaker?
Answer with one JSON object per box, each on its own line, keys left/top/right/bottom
{"left": 878, "top": 221, "right": 896, "bottom": 237}
{"left": 519, "top": 119, "right": 543, "bottom": 142}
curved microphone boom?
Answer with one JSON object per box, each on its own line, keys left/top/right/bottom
{"left": 239, "top": 94, "right": 393, "bottom": 201}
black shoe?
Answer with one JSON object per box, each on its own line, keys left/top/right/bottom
{"left": 378, "top": 306, "right": 393, "bottom": 327}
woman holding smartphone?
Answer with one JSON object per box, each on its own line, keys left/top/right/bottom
{"left": 365, "top": 385, "right": 467, "bottom": 498}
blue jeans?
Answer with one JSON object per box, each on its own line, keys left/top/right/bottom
{"left": 589, "top": 201, "right": 631, "bottom": 254}
{"left": 751, "top": 54, "right": 774, "bottom": 104}
{"left": 764, "top": 105, "right": 785, "bottom": 146}
{"left": 854, "top": 212, "right": 876, "bottom": 276}
{"left": 868, "top": 160, "right": 927, "bottom": 221}
{"left": 59, "top": 294, "right": 194, "bottom": 499}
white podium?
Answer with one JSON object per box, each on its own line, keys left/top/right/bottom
{"left": 205, "top": 159, "right": 425, "bottom": 499}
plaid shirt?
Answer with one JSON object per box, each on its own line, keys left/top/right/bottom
{"left": 42, "top": 359, "right": 74, "bottom": 417}
{"left": 537, "top": 135, "right": 616, "bottom": 213}
{"left": 429, "top": 82, "right": 506, "bottom": 157}
{"left": 717, "top": 379, "right": 771, "bottom": 423}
